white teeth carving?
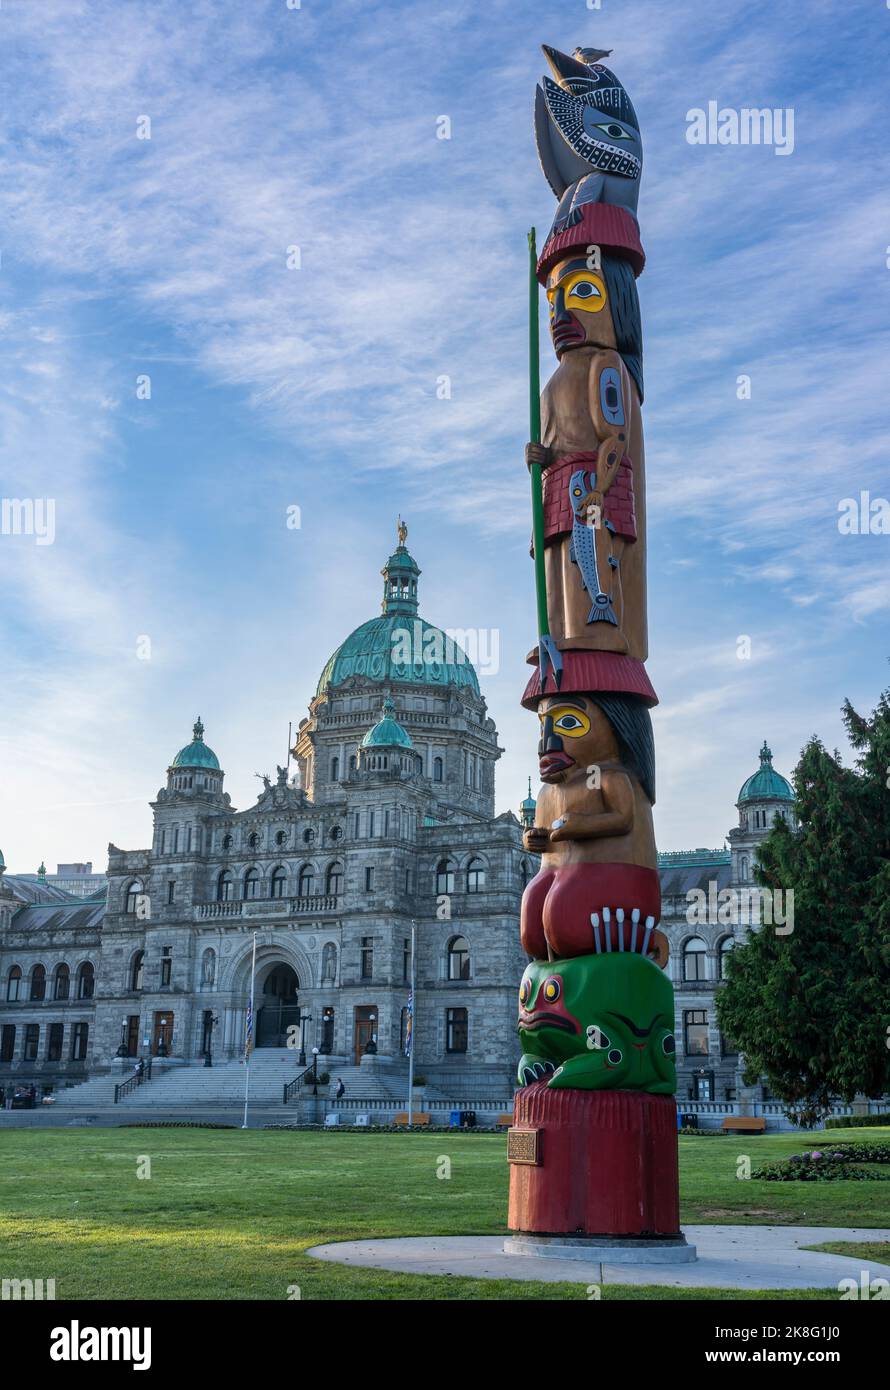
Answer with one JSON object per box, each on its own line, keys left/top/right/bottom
{"left": 587, "top": 906, "right": 660, "bottom": 953}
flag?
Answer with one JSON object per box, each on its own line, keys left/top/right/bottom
{"left": 245, "top": 1000, "right": 253, "bottom": 1059}
{"left": 404, "top": 988, "right": 413, "bottom": 1058}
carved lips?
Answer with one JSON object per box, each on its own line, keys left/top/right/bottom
{"left": 538, "top": 750, "right": 574, "bottom": 780}
{"left": 551, "top": 314, "right": 586, "bottom": 354}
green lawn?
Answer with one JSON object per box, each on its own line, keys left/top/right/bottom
{"left": 0, "top": 1125, "right": 886, "bottom": 1300}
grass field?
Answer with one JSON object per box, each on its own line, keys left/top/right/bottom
{"left": 0, "top": 1125, "right": 887, "bottom": 1300}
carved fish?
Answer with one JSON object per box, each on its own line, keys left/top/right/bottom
{"left": 568, "top": 468, "right": 617, "bottom": 624}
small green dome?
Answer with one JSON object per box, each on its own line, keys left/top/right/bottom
{"left": 738, "top": 742, "right": 793, "bottom": 804}
{"left": 520, "top": 775, "right": 537, "bottom": 811}
{"left": 172, "top": 717, "right": 221, "bottom": 770}
{"left": 361, "top": 699, "right": 413, "bottom": 749}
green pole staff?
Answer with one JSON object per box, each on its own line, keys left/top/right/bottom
{"left": 528, "top": 228, "right": 561, "bottom": 690}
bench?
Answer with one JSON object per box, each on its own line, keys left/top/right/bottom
{"left": 394, "top": 1112, "right": 431, "bottom": 1126}
{"left": 495, "top": 1113, "right": 514, "bottom": 1128}
{"left": 721, "top": 1117, "right": 766, "bottom": 1134}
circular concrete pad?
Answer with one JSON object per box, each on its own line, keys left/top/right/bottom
{"left": 308, "top": 1225, "right": 890, "bottom": 1290}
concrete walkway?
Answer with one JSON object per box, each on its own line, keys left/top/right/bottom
{"left": 307, "top": 1226, "right": 890, "bottom": 1291}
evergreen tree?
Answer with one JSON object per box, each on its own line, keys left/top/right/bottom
{"left": 716, "top": 690, "right": 890, "bottom": 1124}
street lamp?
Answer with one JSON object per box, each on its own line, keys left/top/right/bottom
{"left": 116, "top": 1018, "right": 128, "bottom": 1058}
{"left": 311, "top": 1046, "right": 319, "bottom": 1097}
{"left": 297, "top": 1007, "right": 312, "bottom": 1067}
{"left": 203, "top": 1014, "right": 219, "bottom": 1068}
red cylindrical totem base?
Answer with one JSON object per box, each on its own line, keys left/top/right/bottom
{"left": 507, "top": 1083, "right": 680, "bottom": 1238}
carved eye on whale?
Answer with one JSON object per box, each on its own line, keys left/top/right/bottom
{"left": 662, "top": 1034, "right": 676, "bottom": 1056}
{"left": 542, "top": 976, "right": 561, "bottom": 1003}
{"left": 607, "top": 1048, "right": 623, "bottom": 1066}
{"left": 595, "top": 122, "right": 632, "bottom": 140}
{"left": 519, "top": 977, "right": 532, "bottom": 1006}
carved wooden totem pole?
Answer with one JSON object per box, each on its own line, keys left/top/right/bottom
{"left": 508, "top": 45, "right": 686, "bottom": 1253}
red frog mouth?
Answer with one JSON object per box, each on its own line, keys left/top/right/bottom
{"left": 518, "top": 1007, "right": 579, "bottom": 1035}
{"left": 539, "top": 750, "right": 574, "bottom": 781}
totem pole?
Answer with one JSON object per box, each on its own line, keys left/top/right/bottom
{"left": 507, "top": 45, "right": 688, "bottom": 1255}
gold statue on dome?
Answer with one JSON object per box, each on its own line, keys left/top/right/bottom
{"left": 397, "top": 515, "right": 408, "bottom": 546}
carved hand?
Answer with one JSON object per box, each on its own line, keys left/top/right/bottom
{"left": 523, "top": 825, "right": 551, "bottom": 853}
{"left": 525, "top": 442, "right": 551, "bottom": 471}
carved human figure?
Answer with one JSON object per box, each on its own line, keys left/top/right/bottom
{"left": 526, "top": 251, "right": 646, "bottom": 664}
{"left": 520, "top": 692, "right": 663, "bottom": 963}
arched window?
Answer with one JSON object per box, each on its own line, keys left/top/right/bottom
{"left": 326, "top": 862, "right": 343, "bottom": 895}
{"left": 76, "top": 961, "right": 95, "bottom": 1000}
{"left": 448, "top": 935, "right": 470, "bottom": 981}
{"left": 222, "top": 833, "right": 233, "bottom": 851}
{"left": 436, "top": 859, "right": 455, "bottom": 895}
{"left": 125, "top": 880, "right": 143, "bottom": 914}
{"left": 433, "top": 756, "right": 443, "bottom": 783}
{"left": 6, "top": 965, "right": 22, "bottom": 1002}
{"left": 243, "top": 867, "right": 260, "bottom": 900}
{"left": 298, "top": 865, "right": 315, "bottom": 897}
{"left": 30, "top": 964, "right": 46, "bottom": 1001}
{"left": 330, "top": 756, "right": 339, "bottom": 781}
{"left": 130, "top": 951, "right": 144, "bottom": 992}
{"left": 275, "top": 830, "right": 288, "bottom": 847}
{"left": 683, "top": 938, "right": 708, "bottom": 982}
{"left": 247, "top": 831, "right": 259, "bottom": 850}
{"left": 718, "top": 937, "right": 734, "bottom": 980}
{"left": 466, "top": 858, "right": 485, "bottom": 893}
{"left": 54, "top": 964, "right": 70, "bottom": 1001}
{"left": 217, "top": 871, "right": 233, "bottom": 902}
{"left": 270, "top": 866, "right": 287, "bottom": 899}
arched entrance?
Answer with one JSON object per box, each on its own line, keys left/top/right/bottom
{"left": 256, "top": 963, "right": 301, "bottom": 1048}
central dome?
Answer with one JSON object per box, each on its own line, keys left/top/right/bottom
{"left": 738, "top": 741, "right": 793, "bottom": 804}
{"left": 316, "top": 528, "right": 480, "bottom": 698}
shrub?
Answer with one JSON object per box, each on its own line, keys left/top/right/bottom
{"left": 825, "top": 1113, "right": 890, "bottom": 1129}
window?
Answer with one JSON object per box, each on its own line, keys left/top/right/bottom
{"left": 222, "top": 833, "right": 233, "bottom": 851}
{"left": 6, "top": 966, "right": 22, "bottom": 1002}
{"left": 217, "top": 871, "right": 233, "bottom": 901}
{"left": 160, "top": 829, "right": 166, "bottom": 854}
{"left": 369, "top": 811, "right": 375, "bottom": 837}
{"left": 684, "top": 1010, "right": 709, "bottom": 1056}
{"left": 720, "top": 1032, "right": 739, "bottom": 1057}
{"left": 718, "top": 937, "right": 734, "bottom": 980}
{"left": 271, "top": 867, "right": 287, "bottom": 899}
{"left": 125, "top": 880, "right": 143, "bottom": 914}
{"left": 360, "top": 937, "right": 373, "bottom": 980}
{"left": 247, "top": 832, "right": 259, "bottom": 850}
{"left": 303, "top": 828, "right": 315, "bottom": 845}
{"left": 298, "top": 866, "right": 315, "bottom": 897}
{"left": 243, "top": 868, "right": 260, "bottom": 900}
{"left": 30, "top": 964, "right": 46, "bottom": 1001}
{"left": 0, "top": 1025, "right": 14, "bottom": 1062}
{"left": 320, "top": 1006, "right": 335, "bottom": 1054}
{"left": 275, "top": 830, "right": 288, "bottom": 847}
{"left": 448, "top": 936, "right": 470, "bottom": 981}
{"left": 77, "top": 962, "right": 95, "bottom": 1000}
{"left": 433, "top": 756, "right": 443, "bottom": 782}
{"left": 326, "top": 862, "right": 343, "bottom": 895}
{"left": 54, "top": 964, "right": 70, "bottom": 1001}
{"left": 364, "top": 866, "right": 374, "bottom": 892}
{"left": 24, "top": 1024, "right": 40, "bottom": 1061}
{"left": 446, "top": 1008, "right": 468, "bottom": 1053}
{"left": 130, "top": 951, "right": 144, "bottom": 992}
{"left": 683, "top": 938, "right": 708, "bottom": 982}
{"left": 172, "top": 828, "right": 179, "bottom": 852}
{"left": 167, "top": 880, "right": 176, "bottom": 904}
{"left": 403, "top": 938, "right": 411, "bottom": 982}
{"left": 466, "top": 858, "right": 485, "bottom": 893}
{"left": 404, "top": 868, "right": 411, "bottom": 893}
{"left": 436, "top": 859, "right": 455, "bottom": 895}
{"left": 330, "top": 756, "right": 339, "bottom": 781}
{"left": 71, "top": 1023, "right": 89, "bottom": 1061}
{"left": 47, "top": 1022, "right": 64, "bottom": 1062}
{"left": 161, "top": 949, "right": 172, "bottom": 987}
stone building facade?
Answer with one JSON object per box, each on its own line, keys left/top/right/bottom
{"left": 0, "top": 529, "right": 798, "bottom": 1107}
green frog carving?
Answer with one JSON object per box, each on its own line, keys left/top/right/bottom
{"left": 517, "top": 953, "right": 676, "bottom": 1093}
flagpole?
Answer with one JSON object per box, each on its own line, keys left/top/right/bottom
{"left": 241, "top": 932, "right": 257, "bottom": 1129}
{"left": 406, "top": 920, "right": 416, "bottom": 1126}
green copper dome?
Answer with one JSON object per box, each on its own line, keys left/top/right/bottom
{"left": 171, "top": 717, "right": 221, "bottom": 770}
{"left": 361, "top": 699, "right": 413, "bottom": 749}
{"left": 316, "top": 525, "right": 480, "bottom": 698}
{"left": 520, "top": 776, "right": 537, "bottom": 811}
{"left": 738, "top": 742, "right": 793, "bottom": 804}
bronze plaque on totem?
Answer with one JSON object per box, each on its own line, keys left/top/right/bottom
{"left": 507, "top": 1127, "right": 541, "bottom": 1166}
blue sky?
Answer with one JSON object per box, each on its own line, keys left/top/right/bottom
{"left": 1, "top": 0, "right": 889, "bottom": 872}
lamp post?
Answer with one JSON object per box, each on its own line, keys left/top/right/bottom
{"left": 116, "top": 1018, "right": 128, "bottom": 1058}
{"left": 311, "top": 1046, "right": 319, "bottom": 1097}
{"left": 296, "top": 1008, "right": 313, "bottom": 1067}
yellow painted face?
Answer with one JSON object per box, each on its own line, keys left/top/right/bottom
{"left": 546, "top": 269, "right": 607, "bottom": 318}
{"left": 538, "top": 705, "right": 592, "bottom": 739}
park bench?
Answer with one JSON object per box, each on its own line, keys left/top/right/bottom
{"left": 495, "top": 1113, "right": 514, "bottom": 1128}
{"left": 394, "top": 1112, "right": 431, "bottom": 1126}
{"left": 721, "top": 1117, "right": 766, "bottom": 1134}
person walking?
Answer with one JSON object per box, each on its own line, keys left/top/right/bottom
{"left": 335, "top": 1077, "right": 345, "bottom": 1101}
